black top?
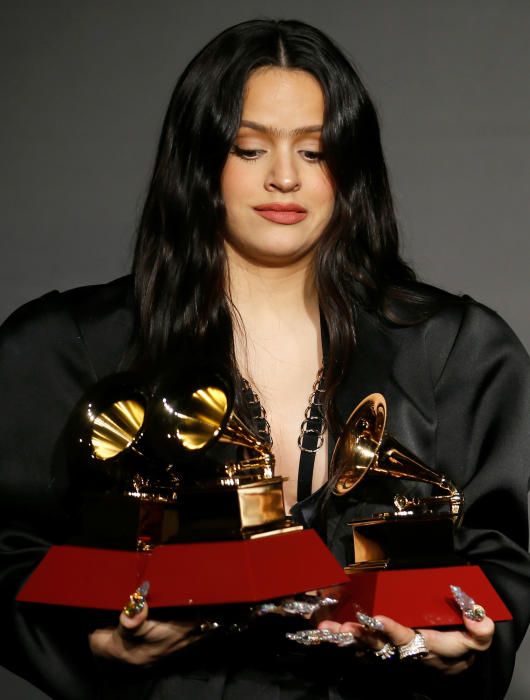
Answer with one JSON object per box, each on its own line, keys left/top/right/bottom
{"left": 1, "top": 276, "right": 529, "bottom": 700}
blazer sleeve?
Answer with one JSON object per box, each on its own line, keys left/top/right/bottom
{"left": 0, "top": 293, "right": 102, "bottom": 700}
{"left": 430, "top": 300, "right": 530, "bottom": 699}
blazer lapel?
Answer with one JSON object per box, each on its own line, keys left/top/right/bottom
{"left": 324, "top": 307, "right": 401, "bottom": 551}
{"left": 332, "top": 307, "right": 400, "bottom": 429}
{"left": 292, "top": 305, "right": 441, "bottom": 565}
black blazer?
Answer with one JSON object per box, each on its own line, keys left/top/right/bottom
{"left": 1, "top": 276, "right": 529, "bottom": 700}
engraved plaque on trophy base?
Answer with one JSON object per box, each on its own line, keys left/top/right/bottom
{"left": 174, "top": 477, "right": 300, "bottom": 541}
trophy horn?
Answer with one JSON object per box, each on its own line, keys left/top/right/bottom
{"left": 331, "top": 394, "right": 463, "bottom": 523}
{"left": 146, "top": 368, "right": 275, "bottom": 484}
{"left": 70, "top": 373, "right": 150, "bottom": 481}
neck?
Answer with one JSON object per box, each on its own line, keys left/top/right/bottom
{"left": 225, "top": 243, "right": 319, "bottom": 322}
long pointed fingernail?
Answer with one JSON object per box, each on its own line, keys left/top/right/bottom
{"left": 356, "top": 611, "right": 384, "bottom": 632}
{"left": 450, "top": 584, "right": 486, "bottom": 621}
{"left": 286, "top": 629, "right": 357, "bottom": 647}
{"left": 138, "top": 581, "right": 150, "bottom": 597}
{"left": 450, "top": 584, "right": 474, "bottom": 611}
{"left": 122, "top": 581, "right": 149, "bottom": 617}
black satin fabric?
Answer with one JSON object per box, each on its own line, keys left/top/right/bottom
{"left": 1, "top": 276, "right": 529, "bottom": 700}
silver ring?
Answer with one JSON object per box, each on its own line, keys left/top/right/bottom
{"left": 374, "top": 642, "right": 396, "bottom": 660}
{"left": 398, "top": 631, "right": 429, "bottom": 661}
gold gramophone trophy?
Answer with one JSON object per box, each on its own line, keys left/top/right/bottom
{"left": 67, "top": 372, "right": 179, "bottom": 551}
{"left": 16, "top": 368, "right": 347, "bottom": 615}
{"left": 331, "top": 393, "right": 464, "bottom": 572}
{"left": 68, "top": 368, "right": 301, "bottom": 550}
{"left": 306, "top": 392, "right": 511, "bottom": 630}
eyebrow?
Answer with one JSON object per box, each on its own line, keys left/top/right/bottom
{"left": 239, "top": 120, "right": 322, "bottom": 137}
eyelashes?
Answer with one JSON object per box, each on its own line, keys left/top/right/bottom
{"left": 230, "top": 145, "right": 324, "bottom": 162}
{"left": 231, "top": 146, "right": 263, "bottom": 160}
{"left": 302, "top": 151, "right": 325, "bottom": 162}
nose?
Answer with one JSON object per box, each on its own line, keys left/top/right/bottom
{"left": 264, "top": 149, "right": 301, "bottom": 193}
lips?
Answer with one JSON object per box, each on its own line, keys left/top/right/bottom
{"left": 253, "top": 203, "right": 308, "bottom": 225}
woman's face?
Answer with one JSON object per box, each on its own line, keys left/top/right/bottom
{"left": 221, "top": 68, "right": 335, "bottom": 267}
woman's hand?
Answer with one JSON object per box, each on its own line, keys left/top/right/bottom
{"left": 318, "top": 607, "right": 494, "bottom": 675}
{"left": 89, "top": 584, "right": 211, "bottom": 666}
{"left": 89, "top": 601, "right": 205, "bottom": 665}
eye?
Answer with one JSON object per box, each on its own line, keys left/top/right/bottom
{"left": 231, "top": 145, "right": 265, "bottom": 160}
{"left": 300, "top": 150, "right": 324, "bottom": 162}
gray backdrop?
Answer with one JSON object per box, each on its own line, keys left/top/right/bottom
{"left": 1, "top": 1, "right": 528, "bottom": 698}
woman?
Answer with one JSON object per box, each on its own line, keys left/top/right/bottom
{"left": 1, "top": 18, "right": 529, "bottom": 700}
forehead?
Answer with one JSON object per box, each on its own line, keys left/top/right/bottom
{"left": 240, "top": 68, "right": 325, "bottom": 132}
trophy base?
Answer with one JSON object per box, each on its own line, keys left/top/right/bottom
{"left": 344, "top": 553, "right": 465, "bottom": 573}
{"left": 70, "top": 478, "right": 291, "bottom": 550}
{"left": 348, "top": 513, "right": 457, "bottom": 569}
{"left": 174, "top": 477, "right": 289, "bottom": 541}
{"left": 69, "top": 493, "right": 180, "bottom": 551}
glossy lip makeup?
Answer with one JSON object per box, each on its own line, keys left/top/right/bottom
{"left": 253, "top": 203, "right": 308, "bottom": 225}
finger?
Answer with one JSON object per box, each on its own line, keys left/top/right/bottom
{"left": 338, "top": 622, "right": 363, "bottom": 635}
{"left": 113, "top": 617, "right": 200, "bottom": 665}
{"left": 319, "top": 619, "right": 379, "bottom": 650}
{"left": 169, "top": 630, "right": 205, "bottom": 654}
{"left": 317, "top": 620, "right": 342, "bottom": 633}
{"left": 317, "top": 620, "right": 364, "bottom": 643}
{"left": 420, "top": 621, "right": 493, "bottom": 659}
{"left": 89, "top": 627, "right": 114, "bottom": 658}
{"left": 449, "top": 585, "right": 494, "bottom": 648}
{"left": 118, "top": 601, "right": 150, "bottom": 640}
{"left": 119, "top": 601, "right": 149, "bottom": 628}
{"left": 461, "top": 614, "right": 494, "bottom": 650}
{"left": 363, "top": 615, "right": 414, "bottom": 647}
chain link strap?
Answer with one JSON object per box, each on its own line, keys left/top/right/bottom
{"left": 240, "top": 365, "right": 326, "bottom": 455}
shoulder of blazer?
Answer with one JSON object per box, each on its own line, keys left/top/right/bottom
{"left": 60, "top": 275, "right": 135, "bottom": 378}
{"left": 380, "top": 292, "right": 529, "bottom": 388}
{"left": 0, "top": 275, "right": 135, "bottom": 381}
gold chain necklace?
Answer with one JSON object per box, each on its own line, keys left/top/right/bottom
{"left": 240, "top": 365, "right": 326, "bottom": 455}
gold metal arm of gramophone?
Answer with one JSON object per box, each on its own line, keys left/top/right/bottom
{"left": 148, "top": 377, "right": 274, "bottom": 485}
{"left": 331, "top": 393, "right": 463, "bottom": 524}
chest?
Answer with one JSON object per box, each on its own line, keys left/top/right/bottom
{"left": 239, "top": 347, "right": 328, "bottom": 513}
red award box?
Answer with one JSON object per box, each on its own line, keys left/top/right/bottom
{"left": 17, "top": 532, "right": 511, "bottom": 628}
{"left": 322, "top": 565, "right": 512, "bottom": 628}
{"left": 17, "top": 530, "right": 348, "bottom": 609}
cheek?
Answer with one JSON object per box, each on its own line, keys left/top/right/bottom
{"left": 221, "top": 160, "right": 253, "bottom": 208}
{"left": 315, "top": 183, "right": 335, "bottom": 220}
{"left": 308, "top": 170, "right": 335, "bottom": 215}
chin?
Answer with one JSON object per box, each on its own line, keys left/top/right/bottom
{"left": 225, "top": 231, "right": 320, "bottom": 267}
{"left": 245, "top": 246, "right": 315, "bottom": 267}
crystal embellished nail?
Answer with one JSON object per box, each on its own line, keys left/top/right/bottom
{"left": 122, "top": 581, "right": 150, "bottom": 617}
{"left": 282, "top": 595, "right": 338, "bottom": 616}
{"left": 450, "top": 584, "right": 486, "bottom": 621}
{"left": 285, "top": 629, "right": 357, "bottom": 647}
{"left": 254, "top": 594, "right": 338, "bottom": 618}
{"left": 450, "top": 585, "right": 474, "bottom": 611}
{"left": 138, "top": 581, "right": 150, "bottom": 597}
{"left": 356, "top": 611, "right": 384, "bottom": 632}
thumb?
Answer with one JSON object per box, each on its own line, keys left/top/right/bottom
{"left": 461, "top": 612, "right": 494, "bottom": 650}
{"left": 119, "top": 600, "right": 149, "bottom": 631}
{"left": 118, "top": 581, "right": 151, "bottom": 635}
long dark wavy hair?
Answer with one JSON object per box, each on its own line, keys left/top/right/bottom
{"left": 133, "top": 18, "right": 449, "bottom": 436}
